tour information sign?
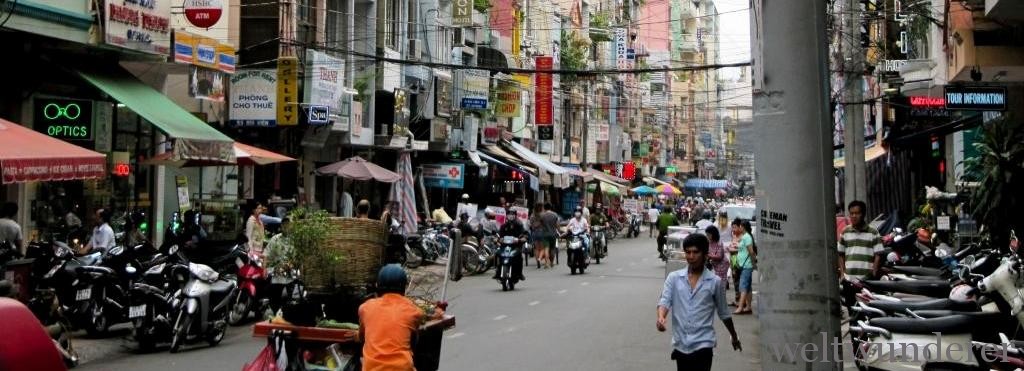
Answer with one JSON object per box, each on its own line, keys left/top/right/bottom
{"left": 944, "top": 86, "right": 1006, "bottom": 111}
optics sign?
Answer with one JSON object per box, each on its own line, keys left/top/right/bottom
{"left": 34, "top": 98, "right": 94, "bottom": 141}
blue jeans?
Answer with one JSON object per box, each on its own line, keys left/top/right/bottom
{"left": 739, "top": 268, "right": 754, "bottom": 293}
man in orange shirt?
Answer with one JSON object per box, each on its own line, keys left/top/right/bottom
{"left": 359, "top": 264, "right": 422, "bottom": 371}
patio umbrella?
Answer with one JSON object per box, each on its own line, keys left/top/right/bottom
{"left": 141, "top": 142, "right": 295, "bottom": 167}
{"left": 656, "top": 184, "right": 682, "bottom": 196}
{"left": 588, "top": 183, "right": 621, "bottom": 196}
{"left": 315, "top": 156, "right": 400, "bottom": 183}
{"left": 631, "top": 185, "right": 658, "bottom": 195}
{"left": 388, "top": 151, "right": 417, "bottom": 236}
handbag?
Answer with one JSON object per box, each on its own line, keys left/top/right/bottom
{"left": 243, "top": 343, "right": 280, "bottom": 371}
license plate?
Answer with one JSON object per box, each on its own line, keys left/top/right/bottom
{"left": 4, "top": 271, "right": 12, "bottom": 282}
{"left": 76, "top": 288, "right": 91, "bottom": 301}
{"left": 129, "top": 304, "right": 146, "bottom": 318}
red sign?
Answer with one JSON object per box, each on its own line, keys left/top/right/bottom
{"left": 910, "top": 96, "right": 945, "bottom": 107}
{"left": 2, "top": 158, "right": 106, "bottom": 184}
{"left": 184, "top": 0, "right": 223, "bottom": 28}
{"left": 622, "top": 162, "right": 636, "bottom": 180}
{"left": 535, "top": 56, "right": 553, "bottom": 126}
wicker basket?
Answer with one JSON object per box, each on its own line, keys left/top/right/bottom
{"left": 305, "top": 217, "right": 386, "bottom": 290}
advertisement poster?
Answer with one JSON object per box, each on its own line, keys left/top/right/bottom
{"left": 510, "top": 206, "right": 529, "bottom": 222}
{"left": 304, "top": 50, "right": 345, "bottom": 114}
{"left": 494, "top": 80, "right": 520, "bottom": 118}
{"left": 104, "top": 0, "right": 171, "bottom": 55}
{"left": 176, "top": 176, "right": 191, "bottom": 213}
{"left": 229, "top": 69, "right": 277, "bottom": 127}
{"left": 487, "top": 206, "right": 507, "bottom": 227}
{"left": 457, "top": 203, "right": 478, "bottom": 221}
{"left": 535, "top": 56, "right": 553, "bottom": 125}
{"left": 189, "top": 66, "right": 225, "bottom": 102}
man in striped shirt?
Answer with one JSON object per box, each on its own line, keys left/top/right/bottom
{"left": 837, "top": 200, "right": 883, "bottom": 280}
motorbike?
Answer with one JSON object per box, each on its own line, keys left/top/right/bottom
{"left": 565, "top": 231, "right": 589, "bottom": 275}
{"left": 590, "top": 226, "right": 608, "bottom": 264}
{"left": 227, "top": 250, "right": 269, "bottom": 325}
{"left": 628, "top": 213, "right": 642, "bottom": 238}
{"left": 0, "top": 279, "right": 80, "bottom": 367}
{"left": 168, "top": 260, "right": 238, "bottom": 353}
{"left": 496, "top": 236, "right": 523, "bottom": 292}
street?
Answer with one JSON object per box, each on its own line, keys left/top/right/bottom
{"left": 74, "top": 232, "right": 764, "bottom": 371}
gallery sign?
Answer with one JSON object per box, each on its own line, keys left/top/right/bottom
{"left": 944, "top": 86, "right": 1006, "bottom": 111}
{"left": 104, "top": 0, "right": 171, "bottom": 55}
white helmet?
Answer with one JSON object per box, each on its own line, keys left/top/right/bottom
{"left": 461, "top": 193, "right": 470, "bottom": 200}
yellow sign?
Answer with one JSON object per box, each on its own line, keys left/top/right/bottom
{"left": 277, "top": 56, "right": 299, "bottom": 126}
{"left": 173, "top": 31, "right": 237, "bottom": 74}
{"left": 495, "top": 80, "right": 520, "bottom": 118}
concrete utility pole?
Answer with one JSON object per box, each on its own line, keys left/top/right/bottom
{"left": 842, "top": 0, "right": 867, "bottom": 207}
{"left": 751, "top": 0, "right": 841, "bottom": 369}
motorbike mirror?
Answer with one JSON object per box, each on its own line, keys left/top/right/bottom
{"left": 168, "top": 245, "right": 179, "bottom": 256}
{"left": 125, "top": 265, "right": 137, "bottom": 275}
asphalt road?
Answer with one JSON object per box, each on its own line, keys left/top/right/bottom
{"left": 74, "top": 231, "right": 765, "bottom": 370}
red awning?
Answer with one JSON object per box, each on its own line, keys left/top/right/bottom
{"left": 0, "top": 118, "right": 106, "bottom": 184}
{"left": 140, "top": 142, "right": 295, "bottom": 167}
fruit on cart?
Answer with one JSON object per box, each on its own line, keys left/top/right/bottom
{"left": 316, "top": 319, "right": 359, "bottom": 330}
{"left": 271, "top": 315, "right": 293, "bottom": 325}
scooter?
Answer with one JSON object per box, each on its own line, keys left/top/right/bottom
{"left": 628, "top": 213, "right": 642, "bottom": 238}
{"left": 168, "top": 261, "right": 238, "bottom": 353}
{"left": 565, "top": 231, "right": 589, "bottom": 275}
{"left": 496, "top": 236, "right": 523, "bottom": 292}
{"left": 227, "top": 251, "right": 268, "bottom": 325}
{"left": 591, "top": 226, "right": 608, "bottom": 264}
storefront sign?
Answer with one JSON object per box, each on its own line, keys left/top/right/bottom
{"left": 435, "top": 75, "right": 453, "bottom": 118}
{"left": 229, "top": 69, "right": 277, "bottom": 127}
{"left": 276, "top": 57, "right": 299, "bottom": 126}
{"left": 188, "top": 65, "right": 225, "bottom": 101}
{"left": 616, "top": 28, "right": 627, "bottom": 81}
{"left": 458, "top": 69, "right": 489, "bottom": 109}
{"left": 183, "top": 0, "right": 223, "bottom": 28}
{"left": 34, "top": 98, "right": 94, "bottom": 141}
{"left": 944, "top": 86, "right": 1006, "bottom": 111}
{"left": 482, "top": 119, "right": 499, "bottom": 145}
{"left": 452, "top": 0, "right": 472, "bottom": 26}
{"left": 535, "top": 56, "right": 553, "bottom": 126}
{"left": 422, "top": 163, "right": 465, "bottom": 189}
{"left": 307, "top": 105, "right": 329, "bottom": 125}
{"left": 104, "top": 0, "right": 171, "bottom": 55}
{"left": 597, "top": 124, "right": 609, "bottom": 141}
{"left": 304, "top": 50, "right": 345, "bottom": 117}
{"left": 111, "top": 151, "right": 130, "bottom": 177}
{"left": 176, "top": 176, "right": 191, "bottom": 213}
{"left": 174, "top": 31, "right": 236, "bottom": 73}
{"left": 494, "top": 80, "right": 520, "bottom": 118}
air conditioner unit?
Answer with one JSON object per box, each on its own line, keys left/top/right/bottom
{"left": 408, "top": 39, "right": 423, "bottom": 61}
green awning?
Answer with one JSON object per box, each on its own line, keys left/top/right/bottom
{"left": 77, "top": 66, "right": 235, "bottom": 163}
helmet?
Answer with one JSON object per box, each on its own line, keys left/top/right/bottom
{"left": 595, "top": 203, "right": 603, "bottom": 209}
{"left": 377, "top": 264, "right": 408, "bottom": 293}
{"left": 461, "top": 193, "right": 470, "bottom": 200}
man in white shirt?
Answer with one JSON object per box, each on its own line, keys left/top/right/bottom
{"left": 696, "top": 211, "right": 715, "bottom": 231}
{"left": 83, "top": 208, "right": 115, "bottom": 254}
{"left": 565, "top": 207, "right": 591, "bottom": 253}
{"left": 648, "top": 207, "right": 661, "bottom": 238}
{"left": 0, "top": 202, "right": 24, "bottom": 256}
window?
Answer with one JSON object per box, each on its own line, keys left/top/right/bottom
{"left": 383, "top": 0, "right": 400, "bottom": 49}
{"left": 326, "top": 0, "right": 344, "bottom": 46}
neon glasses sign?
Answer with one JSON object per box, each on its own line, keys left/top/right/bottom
{"left": 33, "top": 98, "right": 94, "bottom": 141}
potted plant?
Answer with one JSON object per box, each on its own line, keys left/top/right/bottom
{"left": 961, "top": 115, "right": 1024, "bottom": 250}
{"left": 284, "top": 207, "right": 343, "bottom": 288}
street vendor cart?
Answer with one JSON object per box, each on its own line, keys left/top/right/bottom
{"left": 250, "top": 313, "right": 456, "bottom": 370}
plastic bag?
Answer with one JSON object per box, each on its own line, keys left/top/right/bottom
{"left": 243, "top": 344, "right": 280, "bottom": 371}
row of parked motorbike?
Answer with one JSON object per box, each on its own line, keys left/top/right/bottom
{"left": 843, "top": 230, "right": 1024, "bottom": 370}
{"left": 0, "top": 215, "right": 307, "bottom": 367}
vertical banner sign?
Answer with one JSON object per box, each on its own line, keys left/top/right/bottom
{"left": 276, "top": 57, "right": 299, "bottom": 126}
{"left": 452, "top": 0, "right": 472, "bottom": 26}
{"left": 615, "top": 28, "right": 627, "bottom": 81}
{"left": 495, "top": 80, "right": 520, "bottom": 117}
{"left": 176, "top": 176, "right": 191, "bottom": 213}
{"left": 535, "top": 56, "right": 553, "bottom": 128}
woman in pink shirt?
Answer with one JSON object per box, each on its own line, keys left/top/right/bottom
{"left": 704, "top": 226, "right": 730, "bottom": 284}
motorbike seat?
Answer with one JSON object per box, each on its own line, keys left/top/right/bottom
{"left": 869, "top": 314, "right": 983, "bottom": 335}
{"left": 892, "top": 266, "right": 947, "bottom": 277}
{"left": 210, "top": 280, "right": 235, "bottom": 295}
{"left": 131, "top": 282, "right": 165, "bottom": 297}
{"left": 75, "top": 265, "right": 115, "bottom": 276}
{"left": 76, "top": 253, "right": 103, "bottom": 266}
{"left": 910, "top": 310, "right": 1001, "bottom": 320}
{"left": 862, "top": 279, "right": 952, "bottom": 298}
{"left": 868, "top": 298, "right": 977, "bottom": 314}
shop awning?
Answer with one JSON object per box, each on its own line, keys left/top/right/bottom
{"left": 76, "top": 65, "right": 235, "bottom": 163}
{"left": 587, "top": 168, "right": 629, "bottom": 185}
{"left": 141, "top": 142, "right": 295, "bottom": 167}
{"left": 0, "top": 118, "right": 106, "bottom": 184}
{"left": 834, "top": 144, "right": 887, "bottom": 169}
{"left": 466, "top": 151, "right": 486, "bottom": 167}
{"left": 478, "top": 146, "right": 537, "bottom": 175}
{"left": 501, "top": 140, "right": 568, "bottom": 175}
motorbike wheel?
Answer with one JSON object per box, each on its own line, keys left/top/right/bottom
{"left": 85, "top": 301, "right": 109, "bottom": 337}
{"left": 509, "top": 282, "right": 515, "bottom": 291}
{"left": 501, "top": 281, "right": 508, "bottom": 291}
{"left": 169, "top": 311, "right": 190, "bottom": 354}
{"left": 207, "top": 321, "right": 227, "bottom": 346}
{"left": 570, "top": 267, "right": 577, "bottom": 275}
{"left": 461, "top": 245, "right": 482, "bottom": 275}
{"left": 227, "top": 290, "right": 251, "bottom": 326}
{"left": 404, "top": 245, "right": 423, "bottom": 269}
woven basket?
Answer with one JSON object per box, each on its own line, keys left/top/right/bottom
{"left": 305, "top": 217, "right": 386, "bottom": 290}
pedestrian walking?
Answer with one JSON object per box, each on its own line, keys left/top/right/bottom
{"left": 529, "top": 203, "right": 550, "bottom": 269}
{"left": 648, "top": 206, "right": 660, "bottom": 238}
{"left": 838, "top": 200, "right": 883, "bottom": 280}
{"left": 705, "top": 226, "right": 729, "bottom": 284}
{"left": 657, "top": 233, "right": 742, "bottom": 371}
{"left": 541, "top": 203, "right": 561, "bottom": 266}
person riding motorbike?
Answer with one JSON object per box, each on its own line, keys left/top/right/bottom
{"left": 457, "top": 212, "right": 477, "bottom": 242}
{"left": 492, "top": 208, "right": 527, "bottom": 281}
{"left": 564, "top": 207, "right": 591, "bottom": 253}
{"left": 590, "top": 203, "right": 610, "bottom": 230}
